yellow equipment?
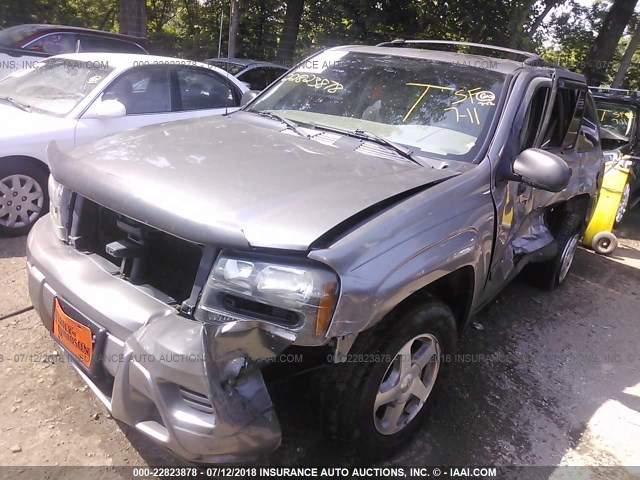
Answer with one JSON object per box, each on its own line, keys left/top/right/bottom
{"left": 583, "top": 154, "right": 633, "bottom": 255}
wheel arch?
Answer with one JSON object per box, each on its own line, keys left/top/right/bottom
{"left": 386, "top": 266, "right": 475, "bottom": 335}
{"left": 0, "top": 155, "right": 50, "bottom": 175}
{"left": 546, "top": 193, "right": 592, "bottom": 234}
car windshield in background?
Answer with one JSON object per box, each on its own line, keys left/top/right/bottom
{"left": 250, "top": 50, "right": 506, "bottom": 162}
{"left": 0, "top": 57, "right": 113, "bottom": 115}
{"left": 0, "top": 24, "right": 45, "bottom": 47}
{"left": 206, "top": 60, "right": 246, "bottom": 75}
{"left": 595, "top": 100, "right": 636, "bottom": 148}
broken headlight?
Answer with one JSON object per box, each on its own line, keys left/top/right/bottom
{"left": 48, "top": 175, "right": 68, "bottom": 242}
{"left": 196, "top": 252, "right": 339, "bottom": 339}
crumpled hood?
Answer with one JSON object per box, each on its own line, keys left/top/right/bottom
{"left": 49, "top": 114, "right": 458, "bottom": 250}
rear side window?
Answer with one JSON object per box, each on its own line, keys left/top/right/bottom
{"left": 176, "top": 68, "right": 238, "bottom": 110}
{"left": 79, "top": 35, "right": 145, "bottom": 54}
{"left": 238, "top": 67, "right": 270, "bottom": 90}
{"left": 267, "top": 67, "right": 288, "bottom": 84}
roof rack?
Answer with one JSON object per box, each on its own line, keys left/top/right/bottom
{"left": 375, "top": 39, "right": 551, "bottom": 65}
{"left": 589, "top": 86, "right": 639, "bottom": 98}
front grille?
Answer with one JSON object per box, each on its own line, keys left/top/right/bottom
{"left": 69, "top": 196, "right": 202, "bottom": 304}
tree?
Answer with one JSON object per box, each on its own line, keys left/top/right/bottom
{"left": 277, "top": 0, "right": 304, "bottom": 66}
{"left": 612, "top": 21, "right": 640, "bottom": 87}
{"left": 583, "top": 0, "right": 638, "bottom": 85}
{"left": 527, "top": 0, "right": 563, "bottom": 41}
{"left": 228, "top": 0, "right": 240, "bottom": 57}
{"left": 119, "top": 0, "right": 146, "bottom": 37}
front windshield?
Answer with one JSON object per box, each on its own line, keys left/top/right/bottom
{"left": 250, "top": 50, "right": 506, "bottom": 162}
{"left": 0, "top": 25, "right": 45, "bottom": 47}
{"left": 595, "top": 100, "right": 636, "bottom": 149}
{"left": 0, "top": 57, "right": 113, "bottom": 115}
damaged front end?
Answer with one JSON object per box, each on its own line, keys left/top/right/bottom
{"left": 27, "top": 181, "right": 339, "bottom": 462}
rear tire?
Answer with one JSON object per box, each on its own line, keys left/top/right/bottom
{"left": 316, "top": 298, "right": 457, "bottom": 461}
{"left": 527, "top": 212, "right": 582, "bottom": 290}
{"left": 614, "top": 181, "right": 630, "bottom": 225}
{"left": 0, "top": 158, "right": 49, "bottom": 237}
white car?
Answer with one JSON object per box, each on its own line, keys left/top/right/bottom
{"left": 0, "top": 52, "right": 248, "bottom": 236}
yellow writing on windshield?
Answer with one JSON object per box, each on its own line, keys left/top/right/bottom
{"left": 444, "top": 106, "right": 481, "bottom": 125}
{"left": 282, "top": 72, "right": 344, "bottom": 93}
{"left": 452, "top": 87, "right": 482, "bottom": 105}
{"left": 597, "top": 109, "right": 633, "bottom": 124}
{"left": 403, "top": 83, "right": 455, "bottom": 123}
{"left": 404, "top": 83, "right": 495, "bottom": 124}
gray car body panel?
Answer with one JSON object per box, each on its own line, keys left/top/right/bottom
{"left": 27, "top": 45, "right": 603, "bottom": 462}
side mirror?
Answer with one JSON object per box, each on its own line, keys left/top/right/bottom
{"left": 84, "top": 99, "right": 126, "bottom": 119}
{"left": 507, "top": 148, "right": 572, "bottom": 192}
{"left": 240, "top": 90, "right": 260, "bottom": 107}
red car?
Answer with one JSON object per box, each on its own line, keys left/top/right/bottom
{"left": 0, "top": 24, "right": 148, "bottom": 78}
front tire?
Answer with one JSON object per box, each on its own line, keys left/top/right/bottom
{"left": 316, "top": 298, "right": 457, "bottom": 460}
{"left": 0, "top": 159, "right": 49, "bottom": 237}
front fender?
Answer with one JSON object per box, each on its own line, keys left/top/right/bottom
{"left": 317, "top": 227, "right": 485, "bottom": 338}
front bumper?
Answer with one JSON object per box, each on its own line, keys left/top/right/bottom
{"left": 26, "top": 217, "right": 284, "bottom": 463}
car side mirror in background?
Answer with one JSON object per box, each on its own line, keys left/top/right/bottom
{"left": 83, "top": 99, "right": 126, "bottom": 119}
{"left": 505, "top": 148, "right": 572, "bottom": 192}
{"left": 240, "top": 90, "right": 260, "bottom": 107}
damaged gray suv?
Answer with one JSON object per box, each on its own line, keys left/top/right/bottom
{"left": 27, "top": 41, "right": 603, "bottom": 462}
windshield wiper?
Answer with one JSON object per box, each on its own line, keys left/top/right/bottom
{"left": 250, "top": 110, "right": 309, "bottom": 138}
{"left": 0, "top": 96, "right": 31, "bottom": 112}
{"left": 309, "top": 123, "right": 423, "bottom": 166}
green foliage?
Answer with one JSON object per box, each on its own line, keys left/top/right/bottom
{"left": 0, "top": 0, "right": 637, "bottom": 87}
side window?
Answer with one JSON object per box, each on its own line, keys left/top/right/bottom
{"left": 541, "top": 87, "right": 581, "bottom": 150}
{"left": 577, "top": 94, "right": 600, "bottom": 152}
{"left": 238, "top": 67, "right": 269, "bottom": 90}
{"left": 176, "top": 68, "right": 237, "bottom": 111}
{"left": 519, "top": 86, "right": 551, "bottom": 151}
{"left": 103, "top": 67, "right": 171, "bottom": 115}
{"left": 25, "top": 33, "right": 77, "bottom": 55}
{"left": 268, "top": 67, "right": 287, "bottom": 84}
{"left": 79, "top": 35, "right": 145, "bottom": 54}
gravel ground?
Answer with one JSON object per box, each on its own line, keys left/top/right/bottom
{"left": 0, "top": 208, "right": 639, "bottom": 479}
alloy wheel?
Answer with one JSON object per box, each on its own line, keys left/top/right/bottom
{"left": 373, "top": 333, "right": 440, "bottom": 435}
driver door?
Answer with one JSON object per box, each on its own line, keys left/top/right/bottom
{"left": 74, "top": 65, "right": 177, "bottom": 147}
{"left": 484, "top": 77, "right": 555, "bottom": 299}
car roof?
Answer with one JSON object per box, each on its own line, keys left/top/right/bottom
{"left": 328, "top": 44, "right": 584, "bottom": 80}
{"left": 206, "top": 58, "right": 286, "bottom": 69}
{"left": 8, "top": 23, "right": 146, "bottom": 43}
{"left": 51, "top": 52, "right": 223, "bottom": 71}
